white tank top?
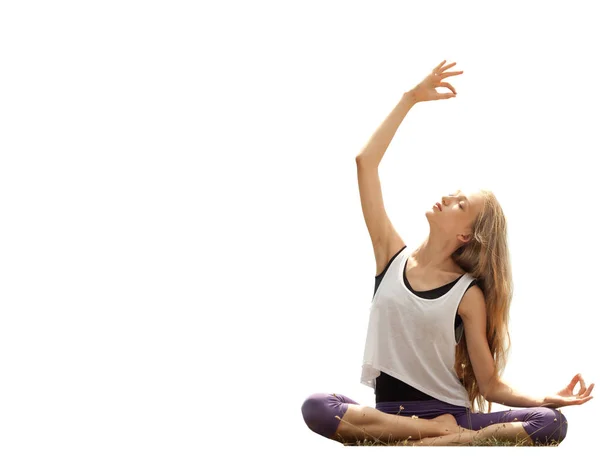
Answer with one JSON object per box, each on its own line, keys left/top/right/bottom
{"left": 361, "top": 245, "right": 474, "bottom": 407}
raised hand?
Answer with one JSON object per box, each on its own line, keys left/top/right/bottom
{"left": 409, "top": 60, "right": 463, "bottom": 103}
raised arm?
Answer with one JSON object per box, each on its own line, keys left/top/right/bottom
{"left": 355, "top": 60, "right": 462, "bottom": 273}
{"left": 354, "top": 92, "right": 415, "bottom": 273}
{"left": 355, "top": 91, "right": 416, "bottom": 168}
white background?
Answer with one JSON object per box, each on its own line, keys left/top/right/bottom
{"left": 1, "top": 0, "right": 598, "bottom": 466}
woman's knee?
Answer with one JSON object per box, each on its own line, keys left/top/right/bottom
{"left": 525, "top": 407, "right": 568, "bottom": 445}
{"left": 301, "top": 393, "right": 326, "bottom": 427}
{"left": 301, "top": 393, "right": 354, "bottom": 439}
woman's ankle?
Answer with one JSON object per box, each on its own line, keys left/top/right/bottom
{"left": 431, "top": 414, "right": 460, "bottom": 436}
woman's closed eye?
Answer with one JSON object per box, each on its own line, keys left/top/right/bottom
{"left": 449, "top": 193, "right": 464, "bottom": 210}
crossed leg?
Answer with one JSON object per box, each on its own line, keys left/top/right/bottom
{"left": 301, "top": 393, "right": 565, "bottom": 446}
{"left": 336, "top": 404, "right": 538, "bottom": 446}
{"left": 353, "top": 404, "right": 569, "bottom": 446}
{"left": 301, "top": 393, "right": 471, "bottom": 445}
{"left": 332, "top": 403, "right": 471, "bottom": 445}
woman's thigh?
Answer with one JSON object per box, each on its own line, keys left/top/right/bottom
{"left": 454, "top": 406, "right": 568, "bottom": 445}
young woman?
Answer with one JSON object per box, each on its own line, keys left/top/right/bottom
{"left": 301, "top": 60, "right": 594, "bottom": 446}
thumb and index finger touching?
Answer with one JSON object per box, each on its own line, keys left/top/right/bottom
{"left": 568, "top": 373, "right": 595, "bottom": 398}
{"left": 431, "top": 60, "right": 463, "bottom": 100}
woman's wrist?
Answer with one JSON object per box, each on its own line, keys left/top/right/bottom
{"left": 403, "top": 89, "right": 419, "bottom": 106}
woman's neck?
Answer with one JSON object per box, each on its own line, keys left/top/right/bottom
{"left": 413, "top": 239, "right": 459, "bottom": 271}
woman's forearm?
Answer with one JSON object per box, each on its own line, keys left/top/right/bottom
{"left": 355, "top": 90, "right": 418, "bottom": 168}
{"left": 488, "top": 378, "right": 546, "bottom": 408}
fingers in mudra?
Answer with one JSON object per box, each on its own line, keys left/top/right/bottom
{"left": 430, "top": 61, "right": 462, "bottom": 99}
{"left": 569, "top": 374, "right": 594, "bottom": 397}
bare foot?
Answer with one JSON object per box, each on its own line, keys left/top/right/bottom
{"left": 408, "top": 419, "right": 479, "bottom": 447}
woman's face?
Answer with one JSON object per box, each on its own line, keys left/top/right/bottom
{"left": 428, "top": 188, "right": 485, "bottom": 235}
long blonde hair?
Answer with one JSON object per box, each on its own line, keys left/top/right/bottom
{"left": 451, "top": 189, "right": 513, "bottom": 414}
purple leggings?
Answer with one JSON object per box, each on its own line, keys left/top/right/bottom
{"left": 301, "top": 393, "right": 568, "bottom": 445}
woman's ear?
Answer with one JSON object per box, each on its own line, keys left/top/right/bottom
{"left": 458, "top": 233, "right": 472, "bottom": 244}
